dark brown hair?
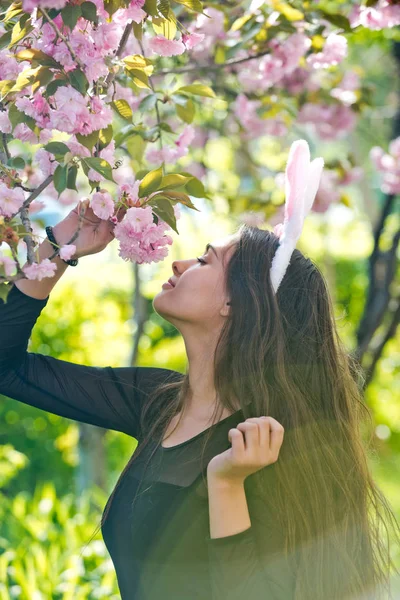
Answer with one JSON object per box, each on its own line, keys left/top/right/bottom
{"left": 84, "top": 223, "right": 400, "bottom": 599}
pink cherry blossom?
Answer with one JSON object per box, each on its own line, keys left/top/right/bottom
{"left": 112, "top": 204, "right": 180, "bottom": 263}
{"left": 91, "top": 190, "right": 115, "bottom": 220}
{"left": 59, "top": 244, "right": 77, "bottom": 261}
{"left": 0, "top": 50, "right": 22, "bottom": 80}
{"left": 297, "top": 103, "right": 357, "bottom": 140}
{"left": 67, "top": 138, "right": 91, "bottom": 158}
{"left": 0, "top": 183, "right": 25, "bottom": 218}
{"left": 34, "top": 149, "right": 57, "bottom": 178}
{"left": 13, "top": 123, "right": 39, "bottom": 144}
{"left": 148, "top": 35, "right": 185, "bottom": 57}
{"left": 182, "top": 32, "right": 205, "bottom": 50}
{"left": 370, "top": 138, "right": 400, "bottom": 194}
{"left": 348, "top": 1, "right": 400, "bottom": 30}
{"left": 124, "top": 205, "right": 153, "bottom": 232}
{"left": 118, "top": 180, "right": 141, "bottom": 206}
{"left": 0, "top": 112, "right": 12, "bottom": 134}
{"left": 22, "top": 258, "right": 57, "bottom": 281}
{"left": 22, "top": 0, "right": 67, "bottom": 11}
{"left": 306, "top": 33, "right": 348, "bottom": 69}
{"left": 116, "top": 0, "right": 146, "bottom": 24}
{"left": 15, "top": 93, "right": 51, "bottom": 129}
{"left": 0, "top": 252, "right": 17, "bottom": 277}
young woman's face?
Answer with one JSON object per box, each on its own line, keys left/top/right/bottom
{"left": 153, "top": 234, "right": 238, "bottom": 330}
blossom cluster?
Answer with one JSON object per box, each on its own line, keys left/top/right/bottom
{"left": 1, "top": 0, "right": 400, "bottom": 283}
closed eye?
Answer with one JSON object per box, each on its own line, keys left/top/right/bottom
{"left": 196, "top": 257, "right": 207, "bottom": 265}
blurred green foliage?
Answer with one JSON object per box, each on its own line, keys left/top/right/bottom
{"left": 0, "top": 212, "right": 399, "bottom": 595}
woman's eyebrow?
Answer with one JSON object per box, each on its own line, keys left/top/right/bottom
{"left": 205, "top": 243, "right": 219, "bottom": 259}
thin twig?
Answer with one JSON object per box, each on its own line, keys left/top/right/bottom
{"left": 103, "top": 22, "right": 134, "bottom": 91}
{"left": 1, "top": 132, "right": 10, "bottom": 160}
{"left": 40, "top": 7, "right": 86, "bottom": 71}
{"left": 152, "top": 49, "right": 271, "bottom": 76}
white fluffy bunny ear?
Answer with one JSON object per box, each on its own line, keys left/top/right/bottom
{"left": 270, "top": 140, "right": 324, "bottom": 294}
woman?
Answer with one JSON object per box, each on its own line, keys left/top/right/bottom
{"left": 1, "top": 163, "right": 399, "bottom": 599}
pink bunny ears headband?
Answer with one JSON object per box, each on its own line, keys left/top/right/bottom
{"left": 270, "top": 139, "right": 324, "bottom": 294}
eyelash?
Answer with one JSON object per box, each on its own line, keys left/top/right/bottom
{"left": 196, "top": 257, "right": 207, "bottom": 265}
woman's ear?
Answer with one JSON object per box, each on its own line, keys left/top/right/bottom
{"left": 220, "top": 300, "right": 231, "bottom": 318}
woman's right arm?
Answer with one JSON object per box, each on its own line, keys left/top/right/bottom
{"left": 1, "top": 224, "right": 181, "bottom": 438}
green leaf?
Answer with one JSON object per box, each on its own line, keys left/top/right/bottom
{"left": 125, "top": 68, "right": 151, "bottom": 89}
{"left": 3, "top": 3, "right": 24, "bottom": 22}
{"left": 175, "top": 97, "right": 195, "bottom": 123}
{"left": 172, "top": 0, "right": 203, "bottom": 14}
{"left": 61, "top": 4, "right": 82, "bottom": 30}
{"left": 180, "top": 171, "right": 206, "bottom": 197}
{"left": 53, "top": 164, "right": 68, "bottom": 196}
{"left": 160, "top": 174, "right": 193, "bottom": 189}
{"left": 98, "top": 124, "right": 114, "bottom": 151}
{"left": 0, "top": 284, "right": 13, "bottom": 305}
{"left": 81, "top": 1, "right": 98, "bottom": 24}
{"left": 0, "top": 30, "right": 12, "bottom": 51}
{"left": 83, "top": 157, "right": 115, "bottom": 182}
{"left": 7, "top": 156, "right": 25, "bottom": 170}
{"left": 14, "top": 48, "right": 63, "bottom": 69}
{"left": 151, "top": 198, "right": 178, "bottom": 233}
{"left": 143, "top": 0, "right": 159, "bottom": 16}
{"left": 230, "top": 13, "right": 253, "bottom": 32}
{"left": 113, "top": 124, "right": 137, "bottom": 147}
{"left": 157, "top": 0, "right": 171, "bottom": 20}
{"left": 111, "top": 99, "right": 133, "bottom": 121}
{"left": 0, "top": 80, "right": 15, "bottom": 101}
{"left": 31, "top": 67, "right": 54, "bottom": 91}
{"left": 10, "top": 14, "right": 34, "bottom": 48}
{"left": 44, "top": 141, "right": 71, "bottom": 156}
{"left": 138, "top": 93, "right": 158, "bottom": 113}
{"left": 8, "top": 104, "right": 27, "bottom": 131}
{"left": 132, "top": 20, "right": 143, "bottom": 40}
{"left": 66, "top": 165, "right": 78, "bottom": 191}
{"left": 104, "top": 0, "right": 122, "bottom": 16}
{"left": 68, "top": 69, "right": 89, "bottom": 95}
{"left": 138, "top": 166, "right": 164, "bottom": 198}
{"left": 125, "top": 134, "right": 145, "bottom": 161}
{"left": 174, "top": 83, "right": 216, "bottom": 98}
{"left": 76, "top": 130, "right": 100, "bottom": 150}
{"left": 158, "top": 122, "right": 173, "bottom": 133}
{"left": 152, "top": 189, "right": 199, "bottom": 210}
{"left": 44, "top": 78, "right": 68, "bottom": 97}
{"left": 318, "top": 10, "right": 352, "bottom": 33}
{"left": 9, "top": 67, "right": 38, "bottom": 93}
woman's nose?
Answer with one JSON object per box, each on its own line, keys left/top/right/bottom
{"left": 171, "top": 258, "right": 196, "bottom": 274}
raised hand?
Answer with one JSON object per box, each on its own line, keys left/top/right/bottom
{"left": 52, "top": 198, "right": 127, "bottom": 259}
{"left": 207, "top": 416, "right": 285, "bottom": 484}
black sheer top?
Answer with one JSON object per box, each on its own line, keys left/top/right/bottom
{"left": 0, "top": 283, "right": 297, "bottom": 599}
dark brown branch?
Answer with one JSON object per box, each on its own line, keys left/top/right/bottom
{"left": 363, "top": 295, "right": 400, "bottom": 388}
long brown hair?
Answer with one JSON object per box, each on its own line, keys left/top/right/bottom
{"left": 85, "top": 223, "right": 400, "bottom": 599}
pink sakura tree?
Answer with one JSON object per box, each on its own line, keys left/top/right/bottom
{"left": 0, "top": 0, "right": 399, "bottom": 315}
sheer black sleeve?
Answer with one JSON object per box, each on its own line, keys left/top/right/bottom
{"left": 0, "top": 283, "right": 181, "bottom": 438}
{"left": 205, "top": 480, "right": 298, "bottom": 599}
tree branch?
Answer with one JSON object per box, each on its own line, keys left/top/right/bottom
{"left": 152, "top": 49, "right": 271, "bottom": 77}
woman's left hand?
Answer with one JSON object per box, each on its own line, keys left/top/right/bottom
{"left": 207, "top": 416, "right": 285, "bottom": 484}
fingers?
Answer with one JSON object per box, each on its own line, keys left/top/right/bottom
{"left": 267, "top": 416, "right": 285, "bottom": 458}
{"left": 114, "top": 204, "right": 127, "bottom": 222}
{"left": 231, "top": 417, "right": 284, "bottom": 461}
{"left": 235, "top": 420, "right": 260, "bottom": 451}
{"left": 228, "top": 428, "right": 245, "bottom": 461}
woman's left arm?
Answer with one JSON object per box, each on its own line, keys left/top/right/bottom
{"left": 205, "top": 417, "right": 296, "bottom": 599}
{"left": 205, "top": 476, "right": 296, "bottom": 600}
